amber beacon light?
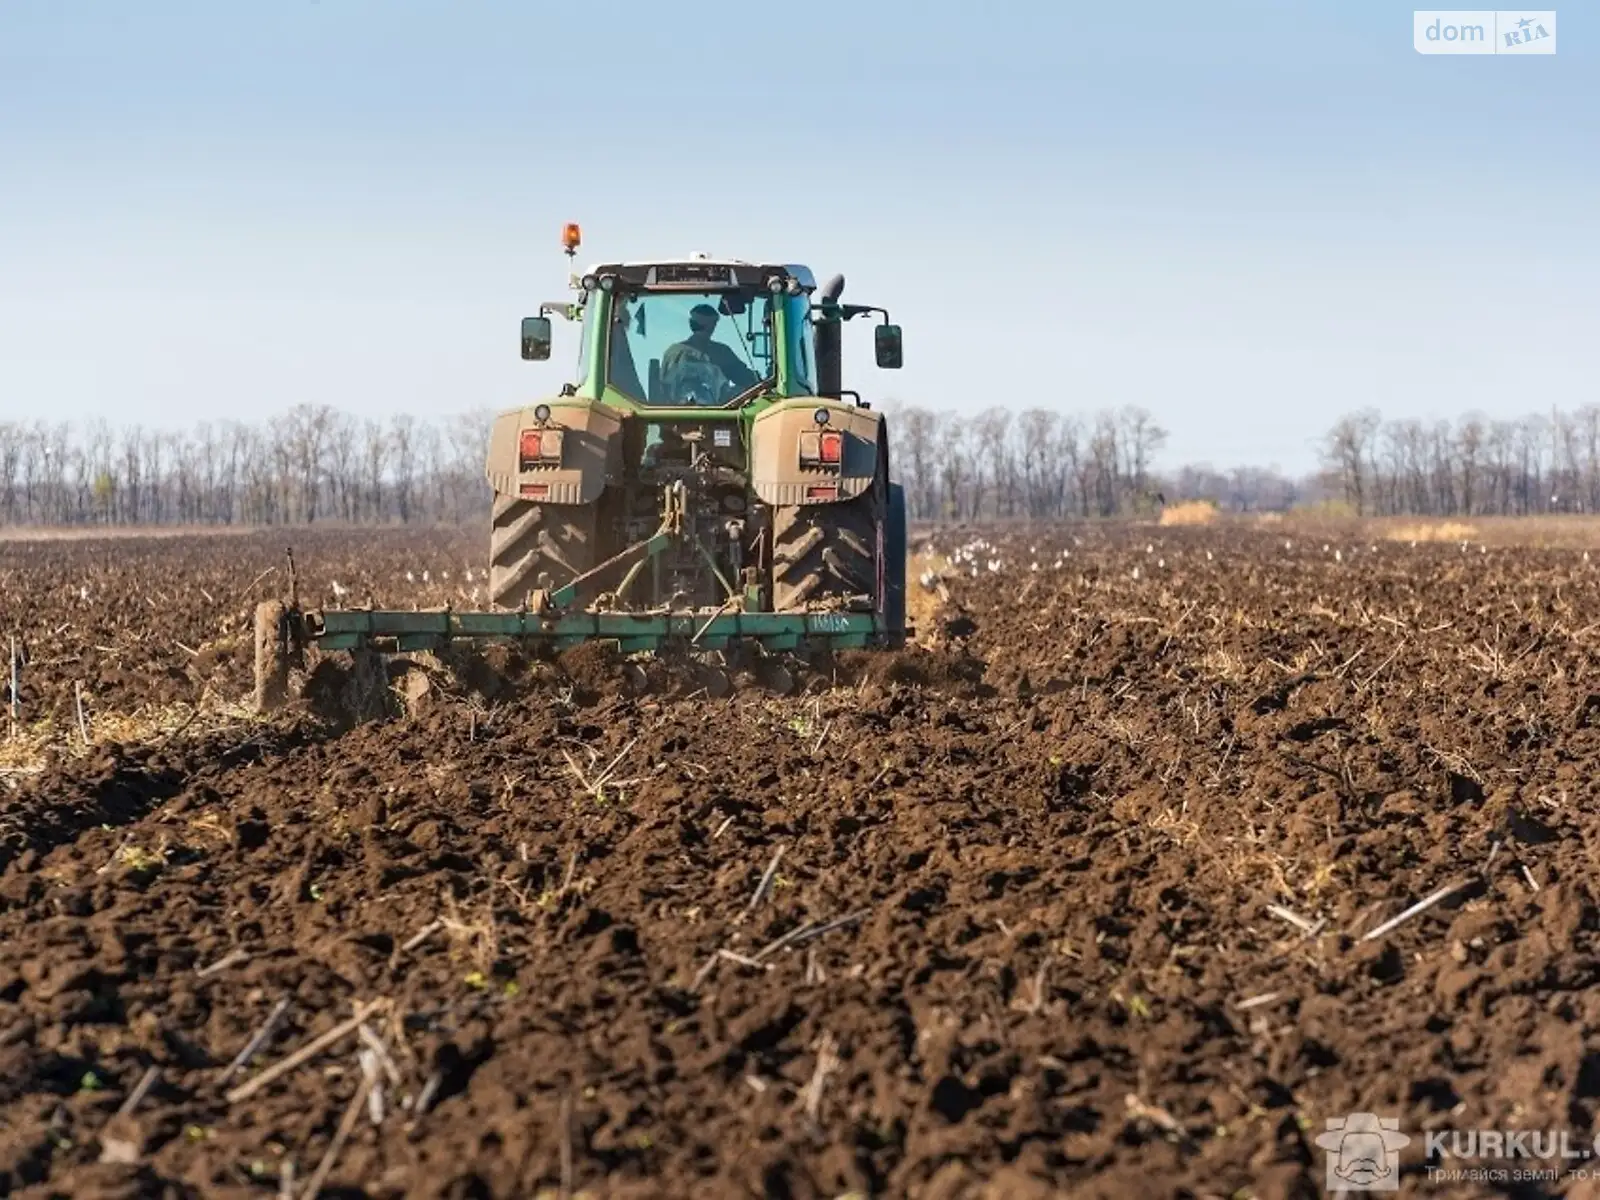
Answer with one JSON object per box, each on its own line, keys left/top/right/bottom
{"left": 562, "top": 223, "right": 582, "bottom": 256}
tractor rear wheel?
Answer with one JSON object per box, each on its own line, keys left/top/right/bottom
{"left": 771, "top": 491, "right": 879, "bottom": 611}
{"left": 489, "top": 492, "right": 599, "bottom": 609}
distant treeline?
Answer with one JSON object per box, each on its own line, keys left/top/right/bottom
{"left": 1320, "top": 407, "right": 1600, "bottom": 517}
{"left": 1, "top": 401, "right": 1592, "bottom": 528}
{"left": 886, "top": 403, "right": 1307, "bottom": 520}
{"left": 0, "top": 406, "right": 492, "bottom": 528}
{"left": 843, "top": 402, "right": 1600, "bottom": 521}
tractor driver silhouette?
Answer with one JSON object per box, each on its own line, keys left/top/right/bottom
{"left": 660, "top": 303, "right": 758, "bottom": 404}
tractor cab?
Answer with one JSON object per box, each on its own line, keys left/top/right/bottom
{"left": 525, "top": 256, "right": 825, "bottom": 411}
{"left": 519, "top": 235, "right": 902, "bottom": 415}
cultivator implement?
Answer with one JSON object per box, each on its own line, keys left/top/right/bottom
{"left": 299, "top": 608, "right": 888, "bottom": 657}
{"left": 252, "top": 479, "right": 907, "bottom": 712}
{"left": 252, "top": 597, "right": 900, "bottom": 711}
{"left": 252, "top": 601, "right": 895, "bottom": 710}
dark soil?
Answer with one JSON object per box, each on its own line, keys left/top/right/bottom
{"left": 2, "top": 522, "right": 1599, "bottom": 1197}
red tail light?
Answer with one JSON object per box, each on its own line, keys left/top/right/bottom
{"left": 519, "top": 428, "right": 563, "bottom": 467}
{"left": 799, "top": 430, "right": 842, "bottom": 467}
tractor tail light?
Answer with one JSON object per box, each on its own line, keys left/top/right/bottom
{"left": 519, "top": 428, "right": 563, "bottom": 467}
{"left": 799, "top": 430, "right": 841, "bottom": 466}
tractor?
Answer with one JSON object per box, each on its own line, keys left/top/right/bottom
{"left": 252, "top": 224, "right": 909, "bottom": 708}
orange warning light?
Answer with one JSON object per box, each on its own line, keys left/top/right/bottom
{"left": 562, "top": 223, "right": 582, "bottom": 254}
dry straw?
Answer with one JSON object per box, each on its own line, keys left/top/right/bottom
{"left": 1157, "top": 501, "right": 1219, "bottom": 527}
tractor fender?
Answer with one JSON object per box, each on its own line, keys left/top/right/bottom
{"left": 484, "top": 400, "right": 623, "bottom": 504}
{"left": 749, "top": 400, "right": 883, "bottom": 506}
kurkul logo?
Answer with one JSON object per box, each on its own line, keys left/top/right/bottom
{"left": 1315, "top": 1113, "right": 1410, "bottom": 1192}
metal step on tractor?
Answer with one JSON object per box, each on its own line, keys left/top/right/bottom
{"left": 253, "top": 222, "right": 910, "bottom": 709}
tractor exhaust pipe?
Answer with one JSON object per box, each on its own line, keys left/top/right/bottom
{"left": 817, "top": 273, "right": 844, "bottom": 399}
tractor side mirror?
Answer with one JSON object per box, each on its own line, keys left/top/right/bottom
{"left": 521, "top": 316, "right": 553, "bottom": 361}
{"left": 875, "top": 324, "right": 903, "bottom": 369}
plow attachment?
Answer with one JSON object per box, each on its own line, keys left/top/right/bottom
{"left": 252, "top": 602, "right": 899, "bottom": 712}
{"left": 253, "top": 478, "right": 908, "bottom": 713}
{"left": 298, "top": 607, "right": 886, "bottom": 654}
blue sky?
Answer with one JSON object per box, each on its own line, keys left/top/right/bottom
{"left": 1, "top": 1, "right": 1593, "bottom": 475}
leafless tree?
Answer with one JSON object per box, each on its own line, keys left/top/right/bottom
{"left": 390, "top": 414, "right": 418, "bottom": 523}
{"left": 11, "top": 400, "right": 1600, "bottom": 531}
{"left": 362, "top": 418, "right": 388, "bottom": 523}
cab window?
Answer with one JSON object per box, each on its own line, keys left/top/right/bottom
{"left": 785, "top": 293, "right": 816, "bottom": 395}
{"left": 605, "top": 289, "right": 773, "bottom": 406}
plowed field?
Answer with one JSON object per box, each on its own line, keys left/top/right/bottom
{"left": 3, "top": 523, "right": 1598, "bottom": 1199}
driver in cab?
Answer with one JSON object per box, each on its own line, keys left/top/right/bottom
{"left": 660, "top": 304, "right": 758, "bottom": 403}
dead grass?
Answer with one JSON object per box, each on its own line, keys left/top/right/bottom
{"left": 1175, "top": 511, "right": 1600, "bottom": 549}
{"left": 1158, "top": 501, "right": 1218, "bottom": 527}
{"left": 1, "top": 699, "right": 259, "bottom": 782}
{"left": 0, "top": 726, "right": 51, "bottom": 783}
{"left": 0, "top": 525, "right": 265, "bottom": 543}
{"left": 1381, "top": 521, "right": 1479, "bottom": 543}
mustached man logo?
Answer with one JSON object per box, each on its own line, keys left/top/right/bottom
{"left": 1315, "top": 1114, "right": 1410, "bottom": 1192}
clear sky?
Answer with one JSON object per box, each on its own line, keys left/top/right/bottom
{"left": 1, "top": 2, "right": 1593, "bottom": 475}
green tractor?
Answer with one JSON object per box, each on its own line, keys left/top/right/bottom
{"left": 253, "top": 224, "right": 909, "bottom": 707}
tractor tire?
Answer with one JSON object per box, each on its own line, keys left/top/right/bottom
{"left": 488, "top": 492, "right": 599, "bottom": 609}
{"left": 771, "top": 491, "right": 879, "bottom": 612}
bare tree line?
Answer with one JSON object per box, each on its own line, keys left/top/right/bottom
{"left": 1319, "top": 407, "right": 1600, "bottom": 517}
{"left": 6, "top": 400, "right": 1593, "bottom": 530}
{"left": 2, "top": 400, "right": 1281, "bottom": 529}
{"left": 0, "top": 405, "right": 493, "bottom": 528}
{"left": 892, "top": 402, "right": 1600, "bottom": 521}
{"left": 886, "top": 402, "right": 1308, "bottom": 520}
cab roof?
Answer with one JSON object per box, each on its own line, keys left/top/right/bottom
{"left": 579, "top": 257, "right": 817, "bottom": 291}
